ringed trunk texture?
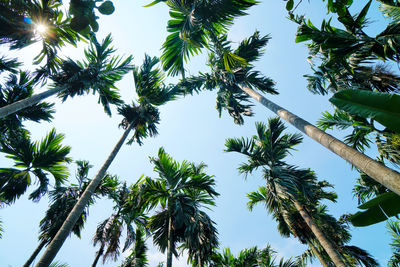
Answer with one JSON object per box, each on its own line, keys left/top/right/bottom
{"left": 23, "top": 239, "right": 47, "bottom": 267}
{"left": 239, "top": 85, "right": 400, "bottom": 196}
{"left": 0, "top": 87, "right": 63, "bottom": 119}
{"left": 166, "top": 216, "right": 173, "bottom": 267}
{"left": 35, "top": 124, "right": 134, "bottom": 267}
{"left": 293, "top": 201, "right": 346, "bottom": 267}
{"left": 91, "top": 244, "right": 104, "bottom": 267}
{"left": 308, "top": 241, "right": 329, "bottom": 267}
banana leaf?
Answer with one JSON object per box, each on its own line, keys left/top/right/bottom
{"left": 349, "top": 192, "right": 400, "bottom": 227}
{"left": 330, "top": 90, "right": 400, "bottom": 133}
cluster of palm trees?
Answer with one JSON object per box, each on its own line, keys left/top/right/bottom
{"left": 1, "top": 0, "right": 400, "bottom": 266}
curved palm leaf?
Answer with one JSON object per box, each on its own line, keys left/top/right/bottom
{"left": 0, "top": 128, "right": 71, "bottom": 204}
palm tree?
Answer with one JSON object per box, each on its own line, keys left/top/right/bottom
{"left": 180, "top": 31, "right": 400, "bottom": 196}
{"left": 23, "top": 161, "right": 118, "bottom": 267}
{"left": 120, "top": 228, "right": 149, "bottom": 267}
{"left": 209, "top": 245, "right": 297, "bottom": 267}
{"left": 35, "top": 55, "right": 181, "bottom": 267}
{"left": 0, "top": 34, "right": 132, "bottom": 119}
{"left": 91, "top": 182, "right": 146, "bottom": 267}
{"left": 142, "top": 147, "right": 219, "bottom": 267}
{"left": 0, "top": 0, "right": 80, "bottom": 70}
{"left": 179, "top": 203, "right": 219, "bottom": 266}
{"left": 225, "top": 118, "right": 346, "bottom": 266}
{"left": 146, "top": 0, "right": 258, "bottom": 76}
{"left": 0, "top": 128, "right": 71, "bottom": 205}
{"left": 0, "top": 71, "right": 54, "bottom": 140}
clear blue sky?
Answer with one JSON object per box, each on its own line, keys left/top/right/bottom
{"left": 0, "top": 0, "right": 394, "bottom": 266}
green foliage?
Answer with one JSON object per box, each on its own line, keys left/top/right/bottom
{"left": 0, "top": 128, "right": 71, "bottom": 204}
{"left": 388, "top": 220, "right": 400, "bottom": 266}
{"left": 53, "top": 34, "right": 132, "bottom": 115}
{"left": 0, "top": 71, "right": 55, "bottom": 137}
{"left": 330, "top": 90, "right": 400, "bottom": 133}
{"left": 147, "top": 0, "right": 257, "bottom": 76}
{"left": 39, "top": 161, "right": 118, "bottom": 244}
{"left": 69, "top": 0, "right": 115, "bottom": 33}
{"left": 120, "top": 228, "right": 149, "bottom": 267}
{"left": 142, "top": 148, "right": 218, "bottom": 264}
{"left": 349, "top": 192, "right": 400, "bottom": 227}
{"left": 181, "top": 31, "right": 276, "bottom": 124}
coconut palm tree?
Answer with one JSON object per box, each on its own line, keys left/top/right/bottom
{"left": 179, "top": 31, "right": 400, "bottom": 196}
{"left": 0, "top": 34, "right": 132, "bottom": 119}
{"left": 0, "top": 128, "right": 71, "bottom": 205}
{"left": 23, "top": 160, "right": 118, "bottom": 267}
{"left": 91, "top": 182, "right": 146, "bottom": 267}
{"left": 142, "top": 148, "right": 219, "bottom": 267}
{"left": 225, "top": 118, "right": 346, "bottom": 266}
{"left": 35, "top": 55, "right": 181, "bottom": 267}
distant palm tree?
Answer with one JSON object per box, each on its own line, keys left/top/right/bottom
{"left": 225, "top": 118, "right": 346, "bottom": 266}
{"left": 142, "top": 148, "right": 219, "bottom": 267}
{"left": 0, "top": 34, "right": 132, "bottom": 119}
{"left": 209, "top": 245, "right": 297, "bottom": 267}
{"left": 36, "top": 55, "right": 181, "bottom": 267}
{"left": 91, "top": 182, "right": 146, "bottom": 267}
{"left": 23, "top": 161, "right": 118, "bottom": 267}
{"left": 0, "top": 128, "right": 71, "bottom": 205}
{"left": 120, "top": 228, "right": 149, "bottom": 267}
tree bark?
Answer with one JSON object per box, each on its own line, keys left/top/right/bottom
{"left": 35, "top": 123, "right": 134, "bottom": 267}
{"left": 293, "top": 201, "right": 346, "bottom": 267}
{"left": 239, "top": 85, "right": 400, "bottom": 196}
{"left": 198, "top": 255, "right": 202, "bottom": 267}
{"left": 23, "top": 239, "right": 47, "bottom": 267}
{"left": 91, "top": 244, "right": 104, "bottom": 267}
{"left": 0, "top": 87, "right": 63, "bottom": 119}
{"left": 308, "top": 241, "right": 329, "bottom": 267}
{"left": 166, "top": 216, "right": 173, "bottom": 267}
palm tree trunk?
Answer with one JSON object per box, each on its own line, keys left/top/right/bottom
{"left": 0, "top": 87, "right": 63, "bottom": 119}
{"left": 308, "top": 241, "right": 329, "bottom": 267}
{"left": 166, "top": 216, "right": 173, "bottom": 267}
{"left": 293, "top": 201, "right": 346, "bottom": 267}
{"left": 91, "top": 244, "right": 105, "bottom": 267}
{"left": 239, "top": 85, "right": 400, "bottom": 196}
{"left": 23, "top": 239, "right": 47, "bottom": 267}
{"left": 35, "top": 123, "right": 134, "bottom": 267}
{"left": 198, "top": 255, "right": 202, "bottom": 267}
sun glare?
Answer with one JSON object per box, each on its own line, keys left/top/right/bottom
{"left": 35, "top": 24, "right": 47, "bottom": 35}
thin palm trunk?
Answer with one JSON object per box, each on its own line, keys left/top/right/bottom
{"left": 167, "top": 216, "right": 173, "bottom": 267}
{"left": 239, "top": 85, "right": 400, "bottom": 195}
{"left": 0, "top": 87, "right": 63, "bottom": 119}
{"left": 198, "top": 255, "right": 202, "bottom": 267}
{"left": 23, "top": 239, "right": 47, "bottom": 267}
{"left": 308, "top": 241, "right": 329, "bottom": 267}
{"left": 92, "top": 244, "right": 105, "bottom": 267}
{"left": 293, "top": 201, "right": 346, "bottom": 267}
{"left": 35, "top": 123, "right": 134, "bottom": 267}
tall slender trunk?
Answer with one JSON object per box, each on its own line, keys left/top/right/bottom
{"left": 0, "top": 87, "right": 63, "bottom": 119}
{"left": 35, "top": 123, "right": 134, "bottom": 267}
{"left": 23, "top": 239, "right": 47, "bottom": 267}
{"left": 166, "top": 216, "right": 173, "bottom": 267}
{"left": 91, "top": 244, "right": 105, "bottom": 267}
{"left": 197, "top": 255, "right": 202, "bottom": 267}
{"left": 239, "top": 85, "right": 400, "bottom": 196}
{"left": 293, "top": 201, "right": 346, "bottom": 267}
{"left": 308, "top": 241, "right": 329, "bottom": 267}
